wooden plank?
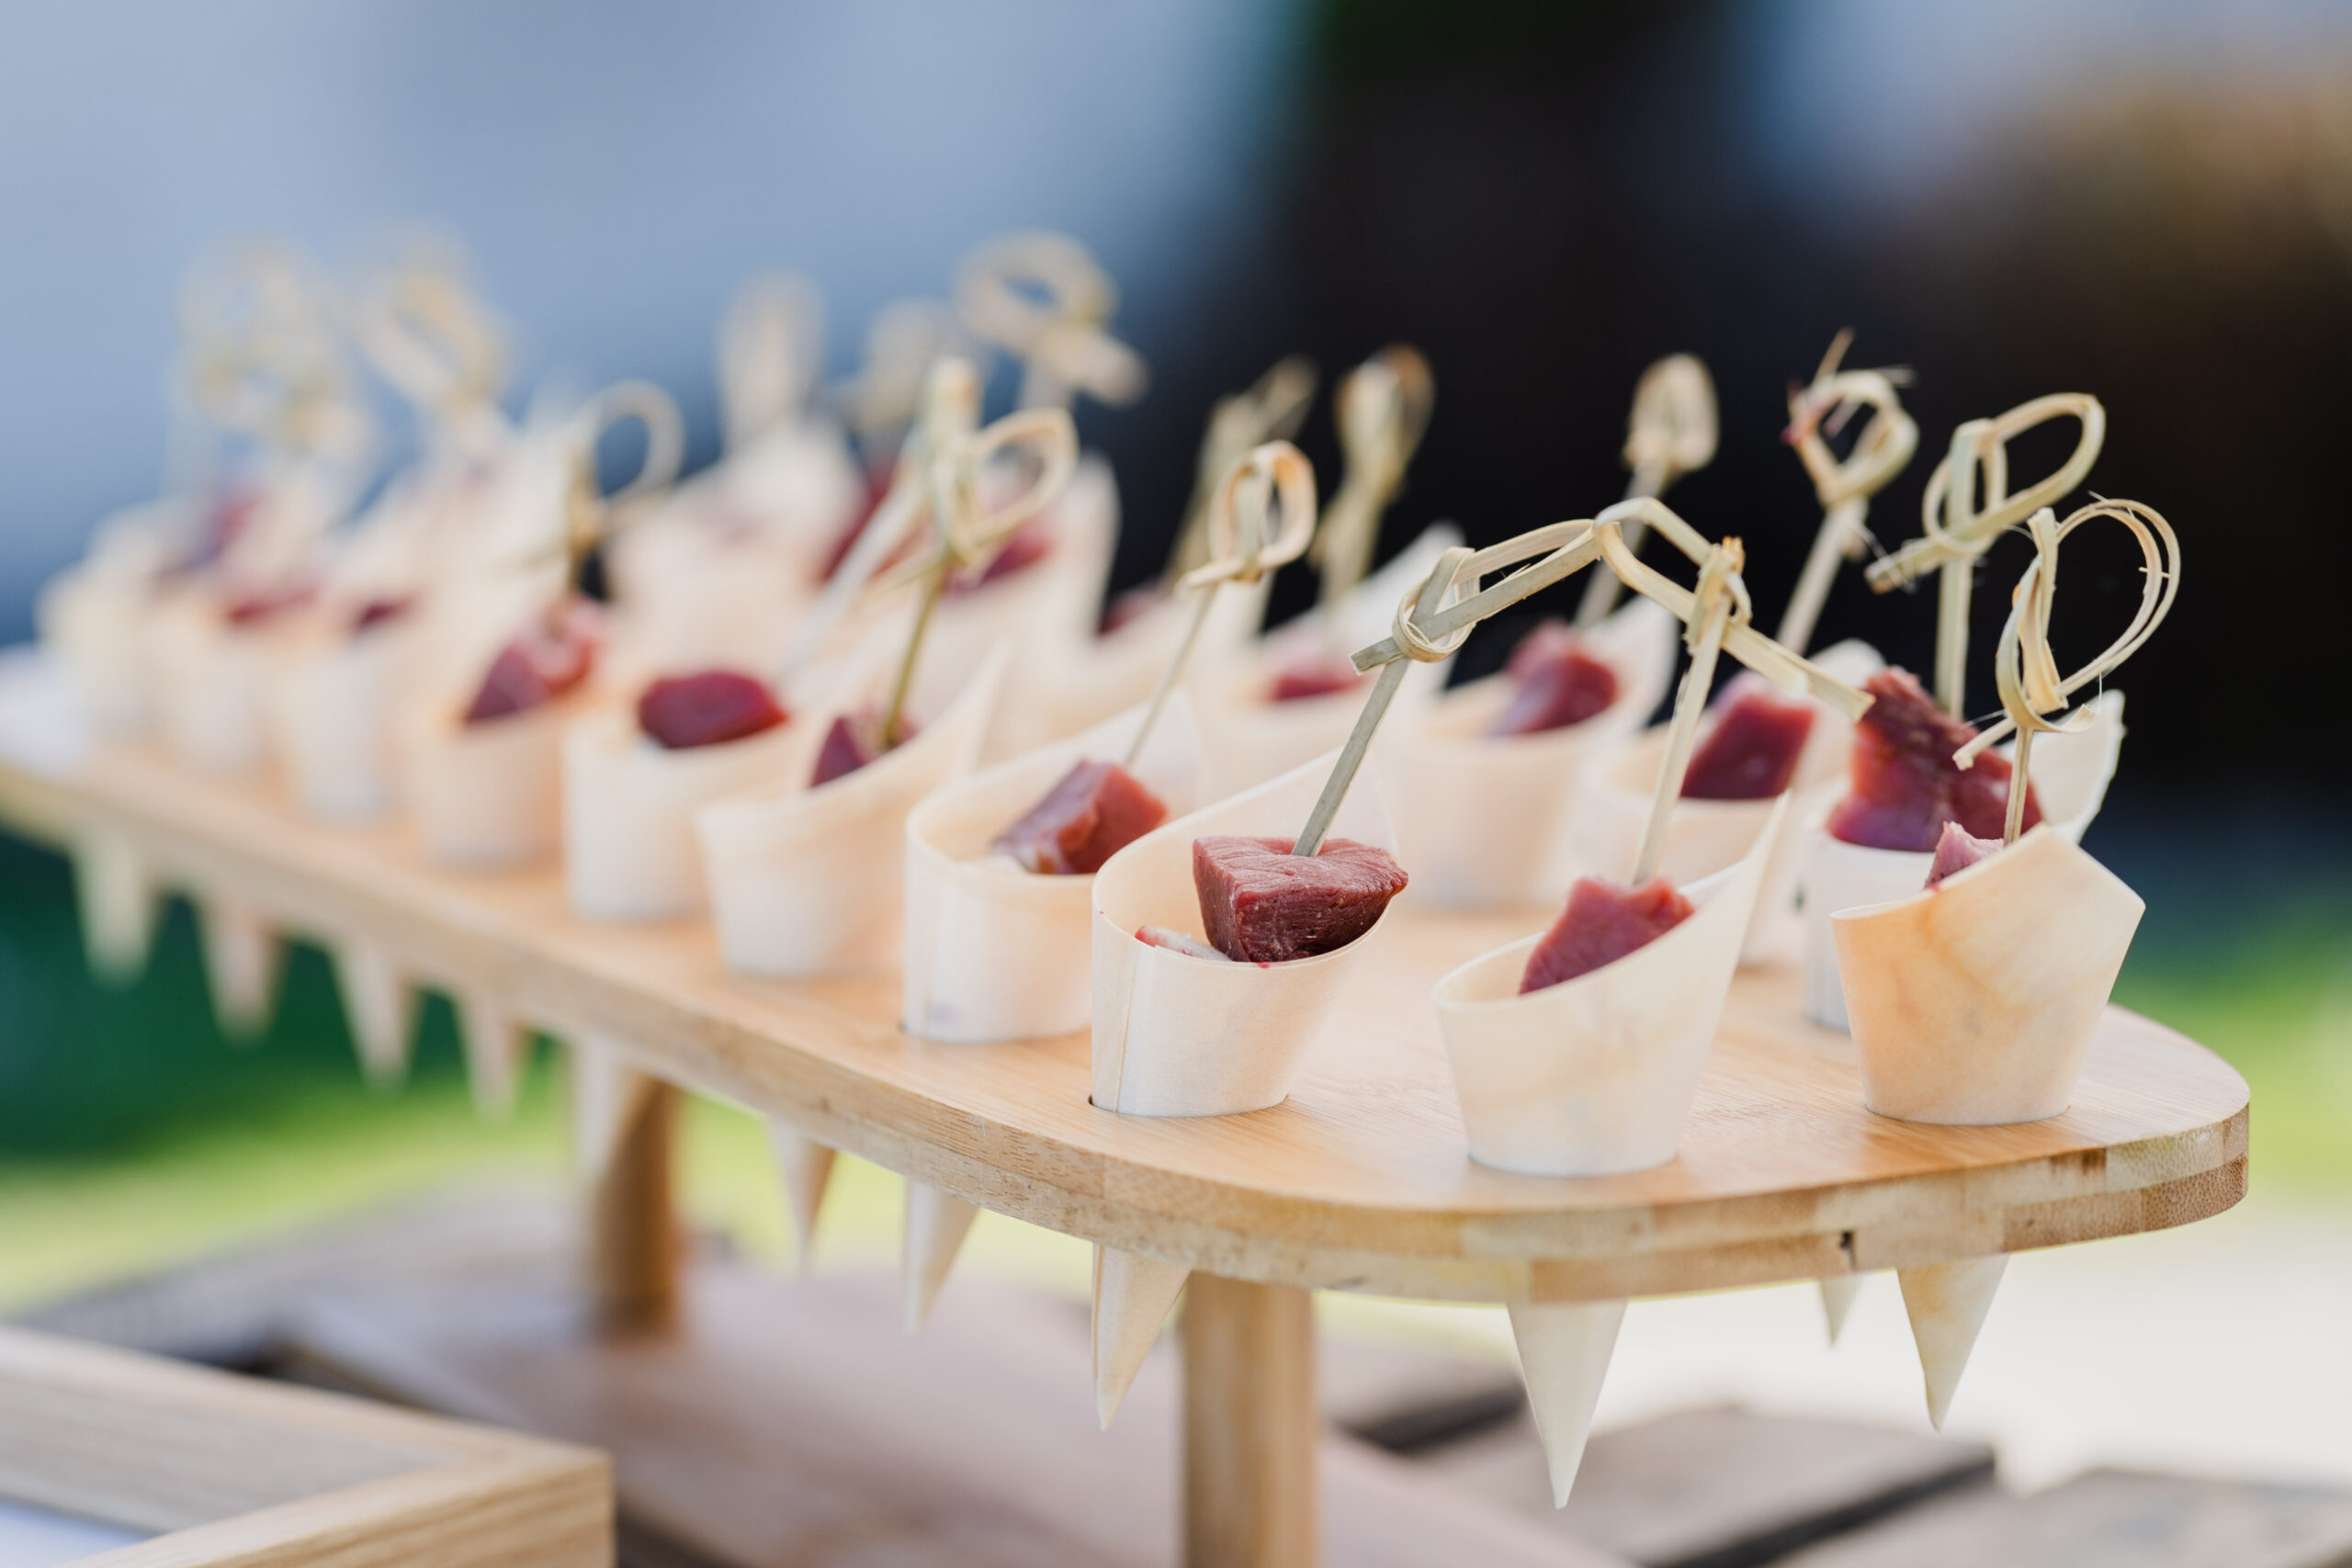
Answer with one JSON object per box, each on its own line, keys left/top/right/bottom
{"left": 0, "top": 743, "right": 2250, "bottom": 1301}
{"left": 1772, "top": 1468, "right": 2352, "bottom": 1568}
{"left": 1421, "top": 1407, "right": 1996, "bottom": 1567}
{"left": 1182, "top": 1276, "right": 1319, "bottom": 1568}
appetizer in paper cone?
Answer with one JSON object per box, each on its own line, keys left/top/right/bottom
{"left": 37, "top": 499, "right": 197, "bottom": 739}
{"left": 1381, "top": 596, "right": 1677, "bottom": 909}
{"left": 1436, "top": 801, "right": 1782, "bottom": 1176}
{"left": 143, "top": 581, "right": 288, "bottom": 778}
{"left": 1837, "top": 499, "right": 2177, "bottom": 1124}
{"left": 268, "top": 604, "right": 419, "bottom": 822}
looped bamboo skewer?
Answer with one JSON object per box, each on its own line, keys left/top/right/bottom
{"left": 1576, "top": 354, "right": 1717, "bottom": 627}
{"left": 1863, "top": 392, "right": 2105, "bottom": 717}
{"left": 352, "top": 248, "right": 509, "bottom": 462}
{"left": 1125, "top": 442, "right": 1317, "bottom": 769}
{"left": 955, "top": 231, "right": 1148, "bottom": 412}
{"left": 1165, "top": 355, "right": 1319, "bottom": 581}
{"left": 545, "top": 380, "right": 687, "bottom": 615}
{"left": 1952, "top": 498, "right": 2181, "bottom": 844}
{"left": 1309, "top": 346, "right": 1435, "bottom": 615}
{"left": 717, "top": 273, "right": 825, "bottom": 452}
{"left": 1629, "top": 539, "right": 1747, "bottom": 885}
{"left": 1775, "top": 332, "right": 1917, "bottom": 655}
{"left": 833, "top": 299, "right": 980, "bottom": 466}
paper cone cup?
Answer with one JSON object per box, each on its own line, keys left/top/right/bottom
{"left": 269, "top": 625, "right": 413, "bottom": 823}
{"left": 458, "top": 991, "right": 527, "bottom": 1119}
{"left": 901, "top": 692, "right": 1203, "bottom": 1043}
{"left": 1507, "top": 1296, "right": 1627, "bottom": 1507}
{"left": 563, "top": 702, "right": 806, "bottom": 921}
{"left": 698, "top": 646, "right": 1008, "bottom": 976}
{"left": 1092, "top": 1245, "right": 1190, "bottom": 1429}
{"left": 902, "top": 1181, "right": 982, "bottom": 1334}
{"left": 1432, "top": 797, "right": 1783, "bottom": 1176}
{"left": 1090, "top": 753, "right": 1401, "bottom": 1118}
{"left": 39, "top": 566, "right": 152, "bottom": 739}
{"left": 401, "top": 699, "right": 572, "bottom": 870}
{"left": 146, "top": 592, "right": 277, "bottom": 778}
{"left": 1834, "top": 826, "right": 2143, "bottom": 1124}
{"left": 199, "top": 897, "right": 279, "bottom": 1042}
{"left": 769, "top": 1123, "right": 838, "bottom": 1275}
{"left": 332, "top": 937, "right": 414, "bottom": 1088}
{"left": 1037, "top": 576, "right": 1269, "bottom": 741}
{"left": 1385, "top": 597, "right": 1677, "bottom": 909}
{"left": 1898, "top": 1255, "right": 2007, "bottom": 1429}
{"left": 71, "top": 824, "right": 156, "bottom": 984}
{"left": 1193, "top": 524, "right": 1464, "bottom": 796}
{"left": 1817, "top": 1275, "right": 1865, "bottom": 1345}
{"left": 571, "top": 1035, "right": 657, "bottom": 1184}
{"left": 1802, "top": 690, "right": 2125, "bottom": 1030}
{"left": 604, "top": 518, "right": 819, "bottom": 692}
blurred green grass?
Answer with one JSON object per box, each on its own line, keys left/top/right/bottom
{"left": 3, "top": 827, "right": 2345, "bottom": 1316}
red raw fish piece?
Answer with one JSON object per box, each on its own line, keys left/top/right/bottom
{"left": 993, "top": 759, "right": 1168, "bottom": 874}
{"left": 1192, "top": 835, "right": 1409, "bottom": 963}
{"left": 1682, "top": 687, "right": 1815, "bottom": 799}
{"left": 1269, "top": 655, "right": 1366, "bottom": 703}
{"left": 1825, "top": 669, "right": 2041, "bottom": 852}
{"left": 637, "top": 670, "right": 789, "bottom": 751}
{"left": 1925, "top": 821, "right": 2003, "bottom": 886}
{"left": 221, "top": 582, "right": 315, "bottom": 626}
{"left": 1100, "top": 585, "right": 1161, "bottom": 635}
{"left": 1487, "top": 620, "right": 1619, "bottom": 736}
{"left": 1520, "top": 875, "right": 1693, "bottom": 993}
{"left": 1136, "top": 925, "right": 1232, "bottom": 962}
{"left": 812, "top": 707, "right": 918, "bottom": 786}
{"left": 351, "top": 597, "right": 413, "bottom": 634}
{"left": 463, "top": 601, "right": 601, "bottom": 725}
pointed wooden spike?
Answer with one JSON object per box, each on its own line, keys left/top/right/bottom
{"left": 1899, "top": 1255, "right": 2008, "bottom": 1429}
{"left": 333, "top": 939, "right": 413, "bottom": 1089}
{"left": 1818, "top": 1275, "right": 1866, "bottom": 1345}
{"left": 459, "top": 993, "right": 528, "bottom": 1118}
{"left": 767, "top": 1124, "right": 838, "bottom": 1275}
{"left": 901, "top": 1181, "right": 981, "bottom": 1334}
{"left": 71, "top": 827, "right": 156, "bottom": 984}
{"left": 1507, "top": 1296, "right": 1627, "bottom": 1507}
{"left": 571, "top": 1036, "right": 657, "bottom": 1183}
{"left": 198, "top": 897, "right": 277, "bottom": 1042}
{"left": 1092, "top": 1245, "right": 1189, "bottom": 1429}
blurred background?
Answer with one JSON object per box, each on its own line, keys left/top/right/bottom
{"left": 2, "top": 0, "right": 2347, "bottom": 1496}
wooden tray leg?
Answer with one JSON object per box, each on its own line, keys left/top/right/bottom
{"left": 591, "top": 1079, "right": 681, "bottom": 1337}
{"left": 1182, "top": 1274, "right": 1317, "bottom": 1568}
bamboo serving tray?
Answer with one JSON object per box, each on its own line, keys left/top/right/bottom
{"left": 0, "top": 733, "right": 2248, "bottom": 1306}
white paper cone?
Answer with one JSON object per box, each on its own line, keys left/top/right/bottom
{"left": 1036, "top": 575, "right": 1269, "bottom": 741}
{"left": 768, "top": 1123, "right": 838, "bottom": 1274}
{"left": 1507, "top": 1296, "right": 1627, "bottom": 1507}
{"left": 458, "top": 992, "right": 527, "bottom": 1119}
{"left": 1818, "top": 1275, "right": 1865, "bottom": 1345}
{"left": 1092, "top": 1245, "right": 1190, "bottom": 1429}
{"left": 604, "top": 518, "right": 820, "bottom": 690}
{"left": 901, "top": 693, "right": 1203, "bottom": 1043}
{"left": 902, "top": 1181, "right": 982, "bottom": 1334}
{"left": 401, "top": 700, "right": 571, "bottom": 870}
{"left": 1834, "top": 826, "right": 2143, "bottom": 1123}
{"left": 1899, "top": 1255, "right": 2007, "bottom": 1429}
{"left": 332, "top": 938, "right": 413, "bottom": 1088}
{"left": 570, "top": 1035, "right": 656, "bottom": 1184}
{"left": 269, "top": 625, "right": 413, "bottom": 822}
{"left": 563, "top": 703, "right": 805, "bottom": 921}
{"left": 70, "top": 825, "right": 155, "bottom": 984}
{"left": 146, "top": 592, "right": 277, "bottom": 778}
{"left": 1090, "top": 753, "right": 1401, "bottom": 1118}
{"left": 198, "top": 897, "right": 278, "bottom": 1042}
{"left": 698, "top": 646, "right": 1007, "bottom": 976}
{"left": 1801, "top": 690, "right": 2124, "bottom": 1030}
{"left": 1432, "top": 798, "right": 1783, "bottom": 1176}
{"left": 1385, "top": 597, "right": 1677, "bottom": 909}
{"left": 38, "top": 562, "right": 153, "bottom": 739}
{"left": 1193, "top": 524, "right": 1464, "bottom": 796}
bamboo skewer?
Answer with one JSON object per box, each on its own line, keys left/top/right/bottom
{"left": 1629, "top": 539, "right": 1741, "bottom": 886}
{"left": 954, "top": 231, "right": 1147, "bottom": 413}
{"left": 1575, "top": 355, "right": 1717, "bottom": 628}
{"left": 1774, "top": 332, "right": 1918, "bottom": 656}
{"left": 1165, "top": 356, "right": 1319, "bottom": 582}
{"left": 1309, "top": 346, "right": 1434, "bottom": 617}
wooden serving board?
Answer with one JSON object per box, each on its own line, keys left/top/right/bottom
{"left": 0, "top": 740, "right": 2247, "bottom": 1304}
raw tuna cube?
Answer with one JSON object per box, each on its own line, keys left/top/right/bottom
{"left": 222, "top": 582, "right": 315, "bottom": 626}
{"left": 637, "top": 670, "right": 789, "bottom": 751}
{"left": 352, "top": 596, "right": 413, "bottom": 634}
{"left": 1926, "top": 821, "right": 2003, "bottom": 886}
{"left": 1682, "top": 687, "right": 1815, "bottom": 799}
{"left": 1192, "top": 836, "right": 1409, "bottom": 963}
{"left": 1520, "top": 875, "right": 1694, "bottom": 993}
{"left": 1269, "top": 655, "right": 1367, "bottom": 703}
{"left": 1487, "top": 620, "right": 1620, "bottom": 736}
{"left": 463, "top": 600, "right": 601, "bottom": 725}
{"left": 1825, "top": 668, "right": 2041, "bottom": 852}
{"left": 812, "top": 707, "right": 917, "bottom": 786}
{"left": 993, "top": 760, "right": 1169, "bottom": 874}
{"left": 1136, "top": 925, "right": 1232, "bottom": 961}
{"left": 1100, "top": 586, "right": 1160, "bottom": 635}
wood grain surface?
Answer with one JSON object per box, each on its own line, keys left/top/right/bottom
{"left": 0, "top": 745, "right": 2249, "bottom": 1303}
